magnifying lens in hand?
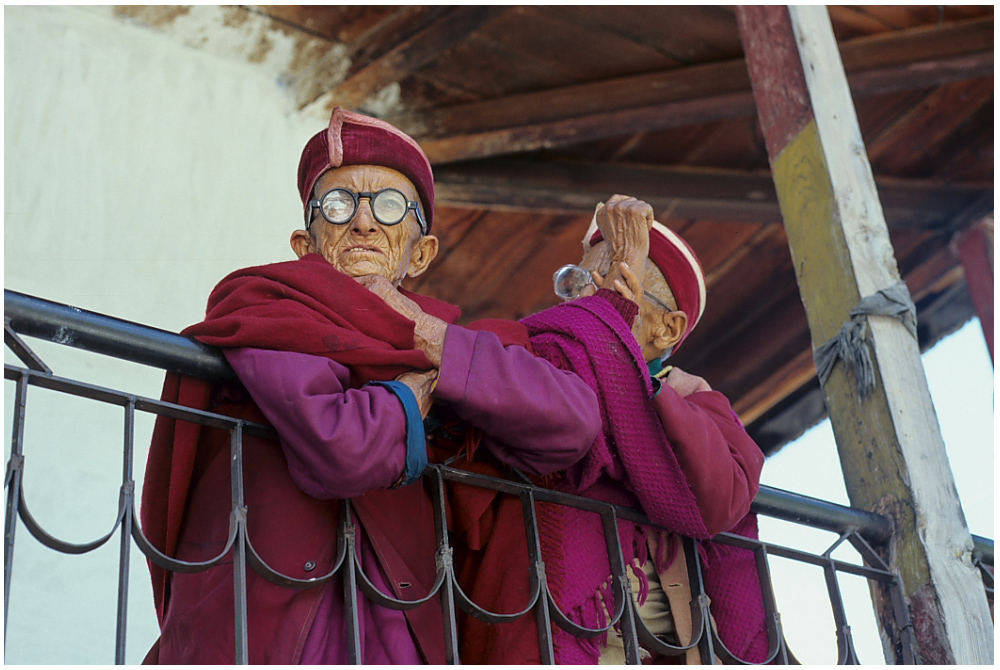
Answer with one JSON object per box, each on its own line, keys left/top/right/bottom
{"left": 552, "top": 264, "right": 595, "bottom": 300}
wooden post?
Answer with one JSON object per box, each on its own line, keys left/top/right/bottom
{"left": 735, "top": 6, "right": 993, "bottom": 664}
{"left": 954, "top": 217, "right": 994, "bottom": 363}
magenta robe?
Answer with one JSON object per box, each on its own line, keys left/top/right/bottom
{"left": 459, "top": 290, "right": 768, "bottom": 664}
{"left": 149, "top": 324, "right": 600, "bottom": 664}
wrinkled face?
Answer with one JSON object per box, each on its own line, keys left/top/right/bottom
{"left": 292, "top": 165, "right": 436, "bottom": 285}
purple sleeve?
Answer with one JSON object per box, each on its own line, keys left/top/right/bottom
{"left": 433, "top": 325, "right": 600, "bottom": 476}
{"left": 224, "top": 348, "right": 409, "bottom": 499}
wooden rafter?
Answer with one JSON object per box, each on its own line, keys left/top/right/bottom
{"left": 434, "top": 159, "right": 991, "bottom": 231}
{"left": 325, "top": 6, "right": 508, "bottom": 111}
{"left": 388, "top": 15, "right": 991, "bottom": 163}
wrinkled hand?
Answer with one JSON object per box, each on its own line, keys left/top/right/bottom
{"left": 354, "top": 275, "right": 448, "bottom": 367}
{"left": 396, "top": 369, "right": 438, "bottom": 418}
{"left": 582, "top": 262, "right": 644, "bottom": 338}
{"left": 595, "top": 195, "right": 653, "bottom": 287}
{"left": 664, "top": 367, "right": 712, "bottom": 397}
{"left": 614, "top": 261, "right": 645, "bottom": 339}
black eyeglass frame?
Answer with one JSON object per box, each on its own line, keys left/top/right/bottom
{"left": 306, "top": 187, "right": 428, "bottom": 235}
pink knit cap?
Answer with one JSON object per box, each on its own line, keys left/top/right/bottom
{"left": 297, "top": 106, "right": 435, "bottom": 231}
{"left": 583, "top": 207, "right": 707, "bottom": 351}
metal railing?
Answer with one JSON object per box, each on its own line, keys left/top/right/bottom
{"left": 4, "top": 290, "right": 994, "bottom": 664}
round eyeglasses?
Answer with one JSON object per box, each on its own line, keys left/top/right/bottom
{"left": 307, "top": 188, "right": 428, "bottom": 235}
{"left": 552, "top": 263, "right": 674, "bottom": 312}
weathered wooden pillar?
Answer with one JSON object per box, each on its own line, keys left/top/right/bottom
{"left": 954, "top": 217, "right": 994, "bottom": 363}
{"left": 735, "top": 5, "right": 993, "bottom": 664}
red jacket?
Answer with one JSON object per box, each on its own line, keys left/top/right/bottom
{"left": 145, "top": 392, "right": 448, "bottom": 664}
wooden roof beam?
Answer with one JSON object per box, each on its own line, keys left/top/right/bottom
{"left": 434, "top": 159, "right": 991, "bottom": 232}
{"left": 393, "top": 15, "right": 992, "bottom": 163}
{"left": 326, "top": 6, "right": 508, "bottom": 111}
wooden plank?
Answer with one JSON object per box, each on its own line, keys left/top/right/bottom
{"left": 737, "top": 5, "right": 993, "bottom": 664}
{"left": 432, "top": 159, "right": 991, "bottom": 232}
{"left": 412, "top": 22, "right": 564, "bottom": 101}
{"left": 853, "top": 88, "right": 928, "bottom": 142}
{"left": 340, "top": 7, "right": 451, "bottom": 72}
{"left": 677, "top": 225, "right": 796, "bottom": 371}
{"left": 326, "top": 6, "right": 508, "bottom": 111}
{"left": 482, "top": 6, "right": 676, "bottom": 82}
{"left": 667, "top": 118, "right": 765, "bottom": 170}
{"left": 846, "top": 50, "right": 992, "bottom": 97}
{"left": 492, "top": 214, "right": 595, "bottom": 321}
{"left": 408, "top": 211, "right": 551, "bottom": 314}
{"left": 836, "top": 14, "right": 993, "bottom": 72}
{"left": 690, "top": 287, "right": 815, "bottom": 422}
{"left": 257, "top": 6, "right": 398, "bottom": 44}
{"left": 826, "top": 5, "right": 900, "bottom": 39}
{"left": 670, "top": 219, "right": 765, "bottom": 283}
{"left": 388, "top": 15, "right": 992, "bottom": 163}
{"left": 403, "top": 207, "right": 488, "bottom": 295}
{"left": 412, "top": 207, "right": 591, "bottom": 322}
{"left": 730, "top": 345, "right": 816, "bottom": 423}
{"left": 600, "top": 120, "right": 761, "bottom": 168}
{"left": 867, "top": 78, "right": 994, "bottom": 175}
{"left": 934, "top": 102, "right": 995, "bottom": 181}
{"left": 546, "top": 5, "right": 741, "bottom": 65}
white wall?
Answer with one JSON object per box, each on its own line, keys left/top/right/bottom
{"left": 4, "top": 6, "right": 327, "bottom": 663}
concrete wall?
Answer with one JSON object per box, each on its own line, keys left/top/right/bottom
{"left": 4, "top": 6, "right": 327, "bottom": 663}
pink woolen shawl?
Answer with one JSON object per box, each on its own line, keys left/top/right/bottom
{"left": 522, "top": 291, "right": 769, "bottom": 664}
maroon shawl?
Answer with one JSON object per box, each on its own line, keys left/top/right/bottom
{"left": 521, "top": 292, "right": 769, "bottom": 664}
{"left": 142, "top": 254, "right": 530, "bottom": 622}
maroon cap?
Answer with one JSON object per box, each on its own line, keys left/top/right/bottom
{"left": 584, "top": 210, "right": 707, "bottom": 353}
{"left": 297, "top": 107, "right": 435, "bottom": 232}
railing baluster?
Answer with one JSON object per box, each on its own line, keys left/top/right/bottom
{"left": 754, "top": 544, "right": 789, "bottom": 665}
{"left": 824, "top": 560, "right": 859, "bottom": 664}
{"left": 429, "top": 468, "right": 461, "bottom": 665}
{"left": 341, "top": 500, "right": 362, "bottom": 664}
{"left": 231, "top": 422, "right": 250, "bottom": 664}
{"left": 520, "top": 488, "right": 555, "bottom": 664}
{"left": 4, "top": 374, "right": 28, "bottom": 641}
{"left": 600, "top": 508, "right": 642, "bottom": 665}
{"left": 114, "top": 399, "right": 137, "bottom": 664}
{"left": 684, "top": 536, "right": 717, "bottom": 665}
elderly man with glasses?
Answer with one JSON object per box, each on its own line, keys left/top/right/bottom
{"left": 140, "top": 107, "right": 601, "bottom": 665}
{"left": 457, "top": 196, "right": 770, "bottom": 665}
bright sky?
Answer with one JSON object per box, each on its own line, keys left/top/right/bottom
{"left": 757, "top": 319, "right": 994, "bottom": 664}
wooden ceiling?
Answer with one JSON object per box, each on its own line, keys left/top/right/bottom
{"left": 142, "top": 5, "right": 996, "bottom": 454}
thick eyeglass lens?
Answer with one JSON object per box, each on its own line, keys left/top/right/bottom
{"left": 319, "top": 188, "right": 411, "bottom": 226}
{"left": 320, "top": 190, "right": 356, "bottom": 223}
{"left": 370, "top": 189, "right": 408, "bottom": 224}
{"left": 553, "top": 264, "right": 594, "bottom": 300}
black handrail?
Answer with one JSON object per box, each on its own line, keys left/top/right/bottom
{"left": 4, "top": 289, "right": 234, "bottom": 380}
{"left": 3, "top": 288, "right": 993, "bottom": 562}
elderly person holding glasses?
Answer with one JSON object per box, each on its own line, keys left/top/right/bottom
{"left": 457, "top": 196, "right": 770, "bottom": 665}
{"left": 141, "top": 107, "right": 601, "bottom": 665}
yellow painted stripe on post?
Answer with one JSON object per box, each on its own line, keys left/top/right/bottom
{"left": 770, "top": 119, "right": 862, "bottom": 345}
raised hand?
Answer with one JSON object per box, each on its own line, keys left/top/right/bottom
{"left": 595, "top": 195, "right": 653, "bottom": 293}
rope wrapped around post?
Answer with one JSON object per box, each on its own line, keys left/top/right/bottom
{"left": 813, "top": 281, "right": 917, "bottom": 398}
